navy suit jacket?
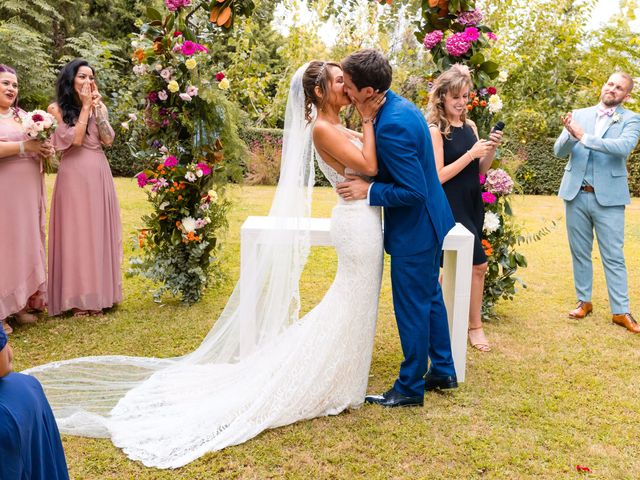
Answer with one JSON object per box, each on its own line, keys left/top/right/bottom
{"left": 369, "top": 91, "right": 455, "bottom": 256}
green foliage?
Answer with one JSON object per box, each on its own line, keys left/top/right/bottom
{"left": 510, "top": 138, "right": 566, "bottom": 195}
{"left": 0, "top": 19, "right": 55, "bottom": 108}
{"left": 105, "top": 132, "right": 145, "bottom": 177}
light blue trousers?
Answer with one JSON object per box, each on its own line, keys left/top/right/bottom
{"left": 565, "top": 192, "right": 629, "bottom": 314}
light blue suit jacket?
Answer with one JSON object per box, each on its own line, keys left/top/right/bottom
{"left": 554, "top": 105, "right": 640, "bottom": 206}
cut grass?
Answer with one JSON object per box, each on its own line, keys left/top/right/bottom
{"left": 10, "top": 177, "right": 640, "bottom": 479}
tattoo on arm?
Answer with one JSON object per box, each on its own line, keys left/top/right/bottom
{"left": 95, "top": 104, "right": 114, "bottom": 144}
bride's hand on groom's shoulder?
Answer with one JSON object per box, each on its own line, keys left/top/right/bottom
{"left": 336, "top": 174, "right": 371, "bottom": 201}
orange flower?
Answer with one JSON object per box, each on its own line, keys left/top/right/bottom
{"left": 159, "top": 215, "right": 167, "bottom": 220}
{"left": 133, "top": 48, "right": 145, "bottom": 63}
{"left": 152, "top": 41, "right": 163, "bottom": 54}
{"left": 480, "top": 100, "right": 487, "bottom": 107}
{"left": 156, "top": 165, "right": 163, "bottom": 171}
{"left": 176, "top": 220, "right": 182, "bottom": 228}
{"left": 472, "top": 99, "right": 479, "bottom": 106}
{"left": 482, "top": 239, "right": 493, "bottom": 256}
{"left": 469, "top": 91, "right": 476, "bottom": 99}
{"left": 178, "top": 195, "right": 183, "bottom": 201}
{"left": 169, "top": 187, "right": 175, "bottom": 192}
{"left": 467, "top": 105, "right": 473, "bottom": 111}
{"left": 173, "top": 181, "right": 178, "bottom": 187}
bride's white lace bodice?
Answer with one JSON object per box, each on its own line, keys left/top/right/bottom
{"left": 315, "top": 124, "right": 371, "bottom": 189}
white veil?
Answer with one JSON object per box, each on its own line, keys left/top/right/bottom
{"left": 24, "top": 63, "right": 317, "bottom": 437}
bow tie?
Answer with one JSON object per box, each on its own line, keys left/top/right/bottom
{"left": 597, "top": 107, "right": 615, "bottom": 117}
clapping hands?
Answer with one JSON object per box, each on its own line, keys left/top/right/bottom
{"left": 561, "top": 112, "right": 584, "bottom": 140}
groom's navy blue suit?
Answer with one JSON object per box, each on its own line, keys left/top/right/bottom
{"left": 369, "top": 91, "right": 456, "bottom": 397}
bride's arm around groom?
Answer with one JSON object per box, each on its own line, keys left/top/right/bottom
{"left": 337, "top": 50, "right": 458, "bottom": 408}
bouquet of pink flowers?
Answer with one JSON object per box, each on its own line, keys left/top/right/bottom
{"left": 20, "top": 109, "right": 58, "bottom": 173}
{"left": 20, "top": 109, "right": 57, "bottom": 140}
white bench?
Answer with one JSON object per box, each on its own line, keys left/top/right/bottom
{"left": 240, "top": 217, "right": 474, "bottom": 382}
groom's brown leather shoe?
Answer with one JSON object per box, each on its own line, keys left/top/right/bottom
{"left": 568, "top": 301, "right": 592, "bottom": 319}
{"left": 612, "top": 313, "right": 640, "bottom": 333}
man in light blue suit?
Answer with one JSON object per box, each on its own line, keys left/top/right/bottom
{"left": 554, "top": 72, "right": 640, "bottom": 333}
{"left": 337, "top": 50, "right": 457, "bottom": 407}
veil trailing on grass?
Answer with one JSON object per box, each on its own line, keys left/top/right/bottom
{"left": 24, "top": 63, "right": 316, "bottom": 438}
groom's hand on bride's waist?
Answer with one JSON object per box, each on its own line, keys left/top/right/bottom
{"left": 336, "top": 174, "right": 371, "bottom": 201}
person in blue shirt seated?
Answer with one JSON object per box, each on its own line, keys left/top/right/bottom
{"left": 0, "top": 328, "right": 69, "bottom": 479}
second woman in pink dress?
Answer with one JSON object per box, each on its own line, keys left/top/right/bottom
{"left": 47, "top": 59, "right": 122, "bottom": 317}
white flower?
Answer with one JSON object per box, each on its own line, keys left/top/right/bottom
{"left": 185, "top": 171, "right": 197, "bottom": 182}
{"left": 488, "top": 94, "right": 503, "bottom": 113}
{"left": 611, "top": 113, "right": 622, "bottom": 124}
{"left": 498, "top": 71, "right": 508, "bottom": 82}
{"left": 158, "top": 90, "right": 168, "bottom": 101}
{"left": 159, "top": 201, "right": 170, "bottom": 211}
{"left": 186, "top": 85, "right": 199, "bottom": 97}
{"left": 159, "top": 145, "right": 169, "bottom": 154}
{"left": 160, "top": 68, "right": 173, "bottom": 82}
{"left": 179, "top": 93, "right": 192, "bottom": 102}
{"left": 181, "top": 216, "right": 197, "bottom": 233}
{"left": 195, "top": 168, "right": 204, "bottom": 177}
{"left": 128, "top": 113, "right": 137, "bottom": 121}
{"left": 133, "top": 64, "right": 148, "bottom": 76}
{"left": 154, "top": 63, "right": 163, "bottom": 72}
{"left": 121, "top": 121, "right": 129, "bottom": 130}
{"left": 208, "top": 189, "right": 218, "bottom": 202}
{"left": 483, "top": 211, "right": 500, "bottom": 233}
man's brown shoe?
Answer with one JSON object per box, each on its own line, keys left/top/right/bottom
{"left": 612, "top": 313, "right": 640, "bottom": 333}
{"left": 569, "top": 301, "right": 593, "bottom": 319}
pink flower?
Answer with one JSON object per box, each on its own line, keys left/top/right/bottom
{"left": 165, "top": 0, "right": 190, "bottom": 12}
{"left": 487, "top": 86, "right": 497, "bottom": 95}
{"left": 136, "top": 172, "right": 148, "bottom": 188}
{"left": 456, "top": 9, "right": 483, "bottom": 26}
{"left": 485, "top": 168, "right": 514, "bottom": 195}
{"left": 215, "top": 71, "right": 225, "bottom": 82}
{"left": 463, "top": 27, "right": 480, "bottom": 42}
{"left": 181, "top": 41, "right": 197, "bottom": 56}
{"left": 179, "top": 93, "right": 192, "bottom": 102}
{"left": 423, "top": 30, "right": 444, "bottom": 50}
{"left": 163, "top": 156, "right": 178, "bottom": 168}
{"left": 196, "top": 162, "right": 212, "bottom": 176}
{"left": 479, "top": 174, "right": 486, "bottom": 185}
{"left": 158, "top": 90, "right": 168, "bottom": 101}
{"left": 186, "top": 85, "right": 198, "bottom": 97}
{"left": 445, "top": 32, "right": 471, "bottom": 57}
{"left": 487, "top": 32, "right": 497, "bottom": 41}
{"left": 482, "top": 191, "right": 497, "bottom": 204}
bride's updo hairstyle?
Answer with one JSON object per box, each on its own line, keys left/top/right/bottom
{"left": 427, "top": 64, "right": 473, "bottom": 139}
{"left": 302, "top": 60, "right": 341, "bottom": 122}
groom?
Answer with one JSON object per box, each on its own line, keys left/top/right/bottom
{"left": 337, "top": 49, "right": 457, "bottom": 407}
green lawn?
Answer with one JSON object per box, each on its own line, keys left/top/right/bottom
{"left": 11, "top": 177, "right": 640, "bottom": 479}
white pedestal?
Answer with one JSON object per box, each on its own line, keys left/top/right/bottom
{"left": 240, "top": 216, "right": 474, "bottom": 382}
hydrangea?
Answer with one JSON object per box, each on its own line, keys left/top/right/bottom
{"left": 456, "top": 9, "right": 483, "bottom": 26}
{"left": 165, "top": 0, "right": 191, "bottom": 12}
{"left": 423, "top": 30, "right": 444, "bottom": 50}
{"left": 485, "top": 168, "right": 514, "bottom": 195}
{"left": 483, "top": 211, "right": 500, "bottom": 233}
{"left": 133, "top": 64, "right": 148, "bottom": 76}
{"left": 445, "top": 32, "right": 472, "bottom": 57}
{"left": 488, "top": 94, "right": 503, "bottom": 113}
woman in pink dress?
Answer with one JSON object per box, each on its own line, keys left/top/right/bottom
{"left": 47, "top": 59, "right": 122, "bottom": 317}
{"left": 0, "top": 65, "right": 51, "bottom": 334}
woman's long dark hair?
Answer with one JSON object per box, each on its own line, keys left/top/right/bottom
{"left": 56, "top": 59, "right": 95, "bottom": 127}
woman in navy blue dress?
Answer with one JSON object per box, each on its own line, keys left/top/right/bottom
{"left": 428, "top": 65, "right": 503, "bottom": 352}
{"left": 0, "top": 328, "right": 69, "bottom": 479}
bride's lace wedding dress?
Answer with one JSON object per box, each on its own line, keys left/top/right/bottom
{"left": 107, "top": 154, "right": 383, "bottom": 468}
{"left": 26, "top": 133, "right": 383, "bottom": 470}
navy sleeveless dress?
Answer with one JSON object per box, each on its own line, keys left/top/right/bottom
{"left": 441, "top": 124, "right": 486, "bottom": 265}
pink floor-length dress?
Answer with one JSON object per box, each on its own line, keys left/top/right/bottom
{"left": 0, "top": 120, "right": 47, "bottom": 319}
{"left": 48, "top": 116, "right": 122, "bottom": 316}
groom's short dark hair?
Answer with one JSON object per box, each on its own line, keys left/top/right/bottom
{"left": 342, "top": 49, "right": 392, "bottom": 92}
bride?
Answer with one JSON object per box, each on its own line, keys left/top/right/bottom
{"left": 25, "top": 62, "right": 386, "bottom": 469}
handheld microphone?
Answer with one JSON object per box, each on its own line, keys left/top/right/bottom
{"left": 491, "top": 121, "right": 505, "bottom": 133}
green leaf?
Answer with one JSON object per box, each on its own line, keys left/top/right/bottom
{"left": 147, "top": 7, "right": 162, "bottom": 22}
{"left": 469, "top": 53, "right": 485, "bottom": 66}
{"left": 481, "top": 61, "right": 500, "bottom": 73}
